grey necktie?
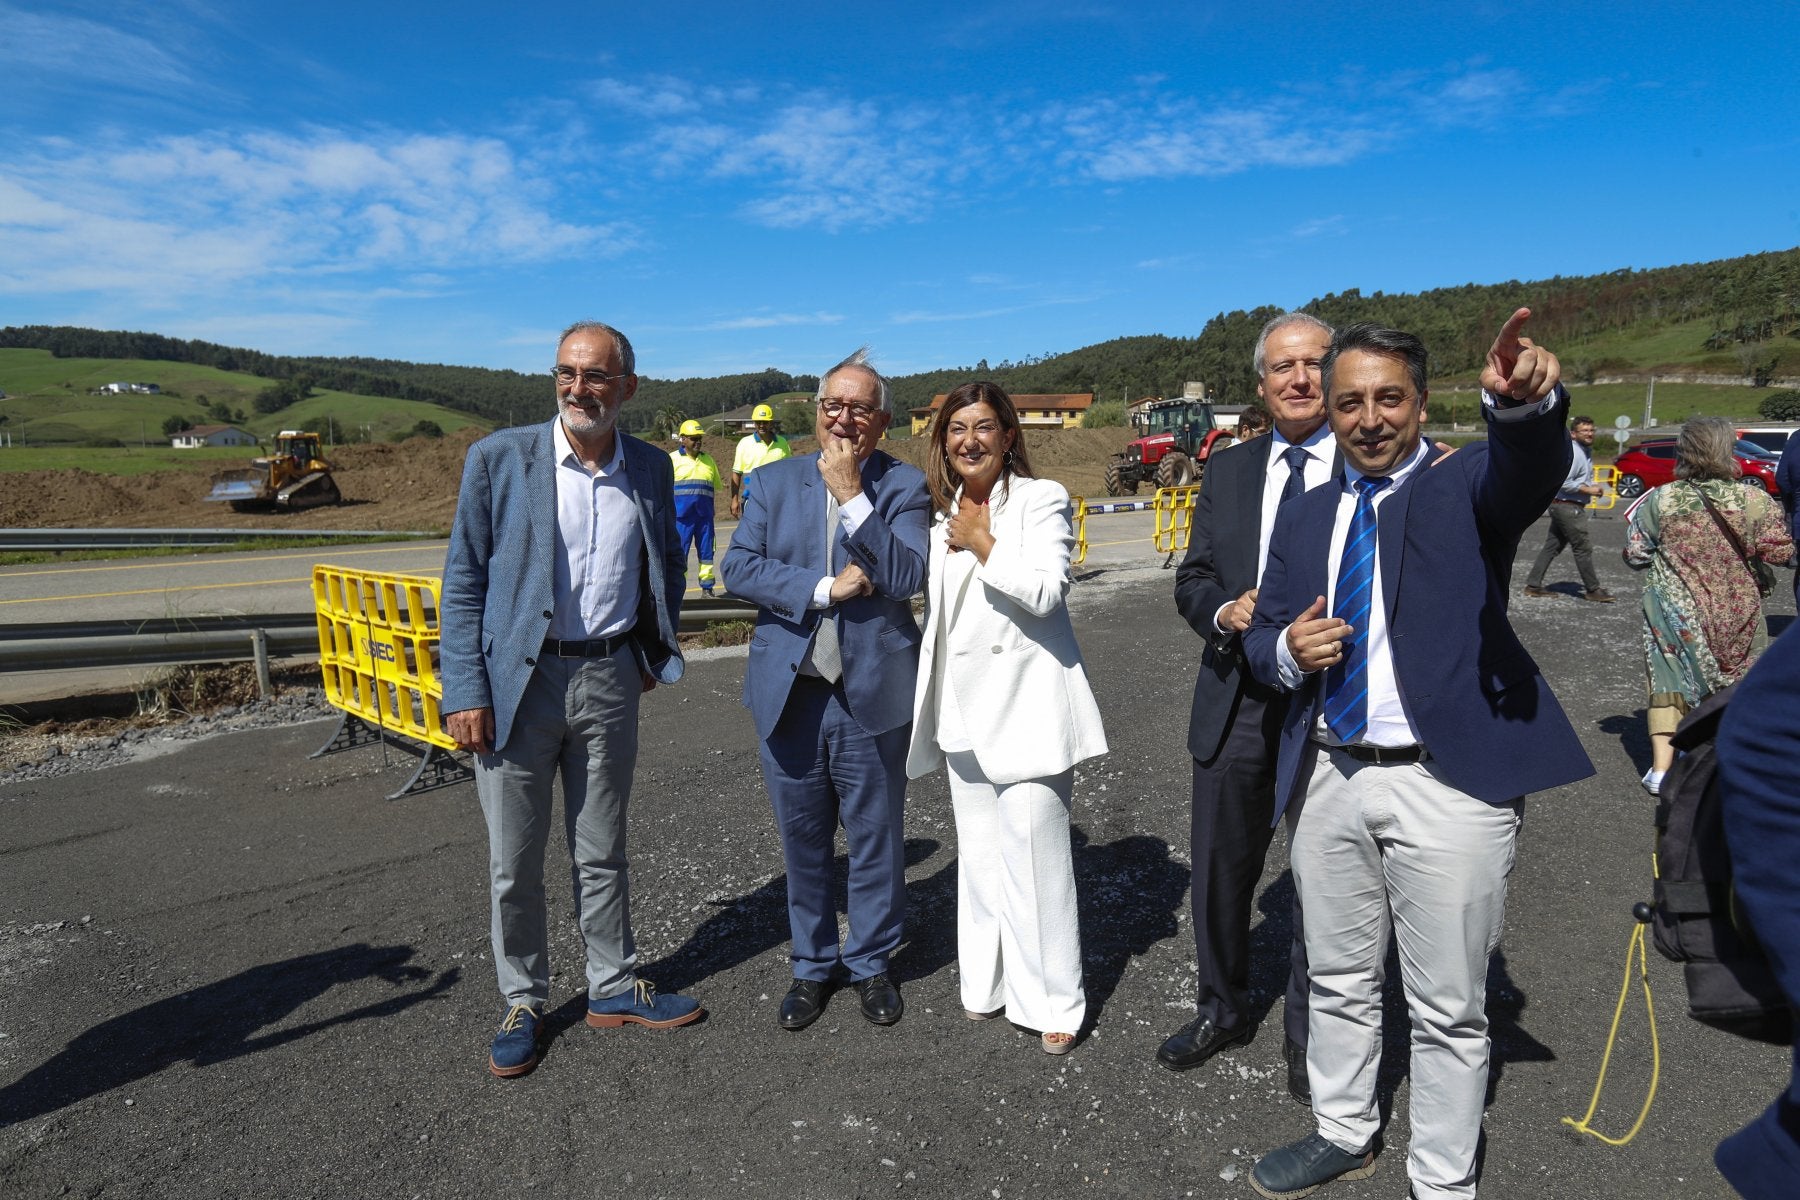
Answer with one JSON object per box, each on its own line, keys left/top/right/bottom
{"left": 1280, "top": 444, "right": 1310, "bottom": 506}
{"left": 811, "top": 489, "right": 843, "bottom": 683}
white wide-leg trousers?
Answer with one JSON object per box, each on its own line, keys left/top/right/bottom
{"left": 946, "top": 751, "right": 1086, "bottom": 1035}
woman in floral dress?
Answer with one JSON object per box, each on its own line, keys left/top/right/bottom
{"left": 1624, "top": 417, "right": 1793, "bottom": 794}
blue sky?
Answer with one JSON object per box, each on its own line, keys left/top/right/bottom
{"left": 2, "top": 1, "right": 1797, "bottom": 380}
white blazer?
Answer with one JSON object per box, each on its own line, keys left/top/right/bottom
{"left": 906, "top": 475, "right": 1109, "bottom": 786}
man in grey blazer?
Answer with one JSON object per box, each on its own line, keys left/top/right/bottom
{"left": 720, "top": 348, "right": 930, "bottom": 1031}
{"left": 1160, "top": 312, "right": 1335, "bottom": 1103}
{"left": 440, "top": 320, "right": 698, "bottom": 1079}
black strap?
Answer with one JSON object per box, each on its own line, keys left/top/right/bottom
{"left": 1688, "top": 483, "right": 1763, "bottom": 588}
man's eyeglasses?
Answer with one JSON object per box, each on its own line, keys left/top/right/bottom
{"left": 820, "top": 400, "right": 880, "bottom": 423}
{"left": 552, "top": 366, "right": 629, "bottom": 389}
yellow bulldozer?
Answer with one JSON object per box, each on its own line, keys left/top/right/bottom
{"left": 203, "top": 430, "right": 343, "bottom": 512}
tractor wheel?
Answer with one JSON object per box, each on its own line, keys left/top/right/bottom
{"left": 1156, "top": 451, "right": 1196, "bottom": 488}
{"left": 1103, "top": 462, "right": 1134, "bottom": 496}
{"left": 1616, "top": 473, "right": 1646, "bottom": 499}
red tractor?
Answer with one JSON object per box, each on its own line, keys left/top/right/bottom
{"left": 1102, "top": 396, "right": 1229, "bottom": 495}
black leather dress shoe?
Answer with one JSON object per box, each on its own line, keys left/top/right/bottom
{"left": 853, "top": 972, "right": 903, "bottom": 1025}
{"left": 1156, "top": 1014, "right": 1255, "bottom": 1071}
{"left": 779, "top": 979, "right": 829, "bottom": 1030}
{"left": 1285, "top": 1038, "right": 1311, "bottom": 1105}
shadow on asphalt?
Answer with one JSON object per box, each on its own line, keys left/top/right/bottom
{"left": 1599, "top": 708, "right": 1654, "bottom": 775}
{"left": 640, "top": 838, "right": 955, "bottom": 1001}
{"left": 0, "top": 943, "right": 457, "bottom": 1125}
{"left": 1071, "top": 827, "right": 1188, "bottom": 1024}
{"left": 635, "top": 828, "right": 1193, "bottom": 1038}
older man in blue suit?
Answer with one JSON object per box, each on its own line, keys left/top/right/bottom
{"left": 1242, "top": 312, "right": 1595, "bottom": 1200}
{"left": 720, "top": 348, "right": 930, "bottom": 1031}
{"left": 440, "top": 320, "right": 698, "bottom": 1080}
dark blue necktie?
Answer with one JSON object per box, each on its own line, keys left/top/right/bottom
{"left": 1323, "top": 475, "right": 1390, "bottom": 744}
{"left": 1279, "top": 444, "right": 1310, "bottom": 506}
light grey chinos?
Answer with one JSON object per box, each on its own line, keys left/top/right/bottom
{"left": 478, "top": 646, "right": 641, "bottom": 1006}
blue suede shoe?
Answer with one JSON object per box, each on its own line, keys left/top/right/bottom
{"left": 586, "top": 979, "right": 703, "bottom": 1029}
{"left": 1250, "top": 1132, "right": 1378, "bottom": 1198}
{"left": 487, "top": 1004, "right": 543, "bottom": 1078}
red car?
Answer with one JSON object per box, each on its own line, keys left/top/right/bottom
{"left": 1612, "top": 438, "right": 1780, "bottom": 499}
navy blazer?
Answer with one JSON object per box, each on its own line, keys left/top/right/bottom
{"left": 720, "top": 450, "right": 930, "bottom": 741}
{"left": 1176, "top": 434, "right": 1337, "bottom": 762}
{"left": 1715, "top": 625, "right": 1800, "bottom": 1196}
{"left": 439, "top": 421, "right": 685, "bottom": 752}
{"left": 1243, "top": 398, "right": 1594, "bottom": 817}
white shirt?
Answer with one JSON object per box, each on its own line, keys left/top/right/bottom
{"left": 806, "top": 488, "right": 874, "bottom": 608}
{"left": 549, "top": 418, "right": 643, "bottom": 641}
{"left": 1213, "top": 424, "right": 1335, "bottom": 634}
{"left": 1274, "top": 386, "right": 1564, "bottom": 746}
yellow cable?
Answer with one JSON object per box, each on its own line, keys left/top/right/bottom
{"left": 1561, "top": 922, "right": 1662, "bottom": 1146}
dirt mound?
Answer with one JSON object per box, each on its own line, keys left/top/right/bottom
{"left": 0, "top": 426, "right": 1145, "bottom": 532}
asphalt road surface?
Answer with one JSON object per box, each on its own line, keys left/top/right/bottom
{"left": 2, "top": 509, "right": 1793, "bottom": 1199}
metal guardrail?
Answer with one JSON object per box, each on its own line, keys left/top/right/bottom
{"left": 0, "top": 528, "right": 439, "bottom": 551}
{"left": 0, "top": 600, "right": 760, "bottom": 674}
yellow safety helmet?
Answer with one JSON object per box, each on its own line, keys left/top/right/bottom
{"left": 751, "top": 403, "right": 775, "bottom": 422}
{"left": 678, "top": 419, "right": 705, "bottom": 438}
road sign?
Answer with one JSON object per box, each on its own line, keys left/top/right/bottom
{"left": 1614, "top": 415, "right": 1632, "bottom": 429}
{"left": 1613, "top": 429, "right": 1631, "bottom": 445}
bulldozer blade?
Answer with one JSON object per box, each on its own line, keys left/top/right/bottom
{"left": 204, "top": 477, "right": 266, "bottom": 503}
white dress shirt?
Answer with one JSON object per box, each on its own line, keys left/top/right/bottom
{"left": 549, "top": 418, "right": 643, "bottom": 640}
{"left": 1214, "top": 423, "right": 1336, "bottom": 634}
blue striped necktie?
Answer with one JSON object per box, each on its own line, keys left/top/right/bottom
{"left": 1323, "top": 475, "right": 1391, "bottom": 744}
{"left": 1279, "top": 444, "right": 1310, "bottom": 506}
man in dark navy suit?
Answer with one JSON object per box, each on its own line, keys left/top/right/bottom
{"left": 1161, "top": 312, "right": 1337, "bottom": 1103}
{"left": 1243, "top": 311, "right": 1595, "bottom": 1200}
{"left": 1715, "top": 624, "right": 1800, "bottom": 1199}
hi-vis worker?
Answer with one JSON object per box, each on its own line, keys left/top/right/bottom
{"left": 671, "top": 419, "right": 722, "bottom": 596}
{"left": 730, "top": 403, "right": 791, "bottom": 519}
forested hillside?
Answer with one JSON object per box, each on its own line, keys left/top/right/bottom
{"left": 5, "top": 246, "right": 1795, "bottom": 430}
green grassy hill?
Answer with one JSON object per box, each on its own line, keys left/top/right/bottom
{"left": 0, "top": 349, "right": 491, "bottom": 450}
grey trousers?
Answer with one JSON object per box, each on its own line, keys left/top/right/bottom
{"left": 1526, "top": 502, "right": 1599, "bottom": 591}
{"left": 476, "top": 647, "right": 641, "bottom": 1008}
{"left": 1291, "top": 746, "right": 1521, "bottom": 1200}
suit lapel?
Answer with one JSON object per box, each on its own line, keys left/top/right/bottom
{"left": 1375, "top": 440, "right": 1430, "bottom": 619}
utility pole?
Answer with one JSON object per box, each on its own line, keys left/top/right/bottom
{"left": 1644, "top": 376, "right": 1656, "bottom": 429}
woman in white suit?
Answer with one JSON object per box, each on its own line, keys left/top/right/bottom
{"left": 906, "top": 381, "right": 1108, "bottom": 1054}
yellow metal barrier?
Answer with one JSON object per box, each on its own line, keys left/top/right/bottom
{"left": 311, "top": 565, "right": 471, "bottom": 798}
{"left": 1152, "top": 484, "right": 1202, "bottom": 565}
{"left": 1071, "top": 495, "right": 1089, "bottom": 566}
{"left": 1589, "top": 464, "right": 1620, "bottom": 511}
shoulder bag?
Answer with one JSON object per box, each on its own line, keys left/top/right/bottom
{"left": 1690, "top": 483, "right": 1776, "bottom": 597}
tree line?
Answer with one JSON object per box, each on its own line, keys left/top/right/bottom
{"left": 5, "top": 245, "right": 1795, "bottom": 426}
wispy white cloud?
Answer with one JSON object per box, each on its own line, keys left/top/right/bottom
{"left": 700, "top": 311, "right": 845, "bottom": 331}
{"left": 0, "top": 129, "right": 630, "bottom": 300}
{"left": 0, "top": 2, "right": 193, "bottom": 90}
{"left": 889, "top": 293, "right": 1095, "bottom": 325}
{"left": 571, "top": 62, "right": 1567, "bottom": 232}
{"left": 1290, "top": 215, "right": 1347, "bottom": 239}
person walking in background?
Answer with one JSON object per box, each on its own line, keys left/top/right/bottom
{"left": 905, "top": 382, "right": 1108, "bottom": 1056}
{"left": 1159, "top": 312, "right": 1336, "bottom": 1103}
{"left": 720, "top": 349, "right": 930, "bottom": 1031}
{"left": 1522, "top": 412, "right": 1614, "bottom": 602}
{"left": 1623, "top": 416, "right": 1793, "bottom": 795}
{"left": 730, "top": 403, "right": 791, "bottom": 518}
{"left": 1777, "top": 427, "right": 1800, "bottom": 605}
{"left": 670, "top": 419, "right": 721, "bottom": 595}
{"left": 440, "top": 320, "right": 699, "bottom": 1080}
